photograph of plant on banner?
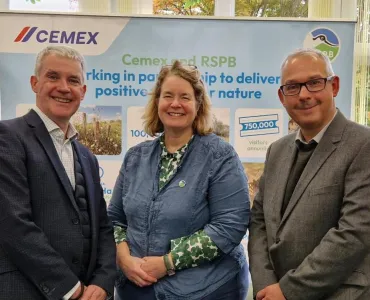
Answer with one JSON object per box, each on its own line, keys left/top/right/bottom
{"left": 72, "top": 106, "right": 122, "bottom": 155}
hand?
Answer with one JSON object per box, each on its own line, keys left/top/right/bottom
{"left": 118, "top": 255, "right": 157, "bottom": 287}
{"left": 141, "top": 256, "right": 168, "bottom": 280}
{"left": 80, "top": 285, "right": 106, "bottom": 300}
{"left": 256, "top": 283, "right": 286, "bottom": 300}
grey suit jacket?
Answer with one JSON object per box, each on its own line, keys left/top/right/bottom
{"left": 249, "top": 111, "right": 370, "bottom": 300}
{"left": 0, "top": 110, "right": 116, "bottom": 299}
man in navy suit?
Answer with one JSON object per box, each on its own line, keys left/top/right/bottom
{"left": 0, "top": 46, "right": 116, "bottom": 299}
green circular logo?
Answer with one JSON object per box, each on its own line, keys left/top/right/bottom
{"left": 303, "top": 27, "right": 340, "bottom": 62}
{"left": 179, "top": 180, "right": 186, "bottom": 188}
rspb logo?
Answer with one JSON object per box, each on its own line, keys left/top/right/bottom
{"left": 303, "top": 28, "right": 340, "bottom": 61}
{"left": 14, "top": 26, "right": 99, "bottom": 44}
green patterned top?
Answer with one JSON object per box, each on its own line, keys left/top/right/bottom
{"left": 158, "top": 134, "right": 192, "bottom": 190}
{"left": 113, "top": 135, "right": 221, "bottom": 271}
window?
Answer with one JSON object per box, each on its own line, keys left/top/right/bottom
{"left": 9, "top": 0, "right": 78, "bottom": 12}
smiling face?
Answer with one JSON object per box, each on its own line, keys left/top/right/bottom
{"left": 30, "top": 54, "right": 86, "bottom": 131}
{"left": 278, "top": 53, "right": 339, "bottom": 139}
{"left": 157, "top": 75, "right": 198, "bottom": 136}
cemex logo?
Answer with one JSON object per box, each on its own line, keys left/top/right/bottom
{"left": 14, "top": 26, "right": 99, "bottom": 44}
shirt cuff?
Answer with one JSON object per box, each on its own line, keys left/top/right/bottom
{"left": 114, "top": 225, "right": 127, "bottom": 244}
{"left": 62, "top": 281, "right": 80, "bottom": 300}
{"left": 170, "top": 229, "right": 220, "bottom": 271}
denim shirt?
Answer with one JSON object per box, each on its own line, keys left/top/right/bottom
{"left": 108, "top": 133, "right": 250, "bottom": 299}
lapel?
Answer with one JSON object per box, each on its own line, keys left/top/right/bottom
{"left": 273, "top": 136, "right": 297, "bottom": 226}
{"left": 24, "top": 110, "right": 77, "bottom": 211}
{"left": 277, "top": 111, "right": 347, "bottom": 230}
{"left": 72, "top": 141, "right": 97, "bottom": 232}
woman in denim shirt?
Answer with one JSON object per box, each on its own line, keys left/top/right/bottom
{"left": 108, "top": 61, "right": 250, "bottom": 300}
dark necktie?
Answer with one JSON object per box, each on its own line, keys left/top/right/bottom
{"left": 281, "top": 140, "right": 318, "bottom": 217}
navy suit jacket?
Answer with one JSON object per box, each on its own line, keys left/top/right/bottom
{"left": 0, "top": 110, "right": 116, "bottom": 299}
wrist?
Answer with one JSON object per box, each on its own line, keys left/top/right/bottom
{"left": 163, "top": 253, "right": 175, "bottom": 276}
{"left": 117, "top": 242, "right": 131, "bottom": 263}
{"left": 167, "top": 253, "right": 174, "bottom": 268}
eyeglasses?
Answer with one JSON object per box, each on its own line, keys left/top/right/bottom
{"left": 280, "top": 76, "right": 335, "bottom": 96}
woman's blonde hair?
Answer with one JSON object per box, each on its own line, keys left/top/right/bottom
{"left": 143, "top": 60, "right": 213, "bottom": 136}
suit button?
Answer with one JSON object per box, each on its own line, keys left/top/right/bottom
{"left": 41, "top": 285, "right": 49, "bottom": 293}
{"left": 72, "top": 258, "right": 79, "bottom": 264}
{"left": 72, "top": 218, "right": 80, "bottom": 225}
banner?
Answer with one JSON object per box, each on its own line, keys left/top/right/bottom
{"left": 0, "top": 12, "right": 356, "bottom": 203}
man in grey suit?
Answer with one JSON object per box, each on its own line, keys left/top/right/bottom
{"left": 0, "top": 46, "right": 116, "bottom": 299}
{"left": 249, "top": 48, "right": 370, "bottom": 300}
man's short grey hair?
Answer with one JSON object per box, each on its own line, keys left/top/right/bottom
{"left": 34, "top": 45, "right": 86, "bottom": 82}
{"left": 280, "top": 48, "right": 335, "bottom": 78}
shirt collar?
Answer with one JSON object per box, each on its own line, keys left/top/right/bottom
{"left": 33, "top": 107, "right": 78, "bottom": 140}
{"left": 160, "top": 134, "right": 194, "bottom": 157}
{"left": 295, "top": 109, "right": 337, "bottom": 145}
